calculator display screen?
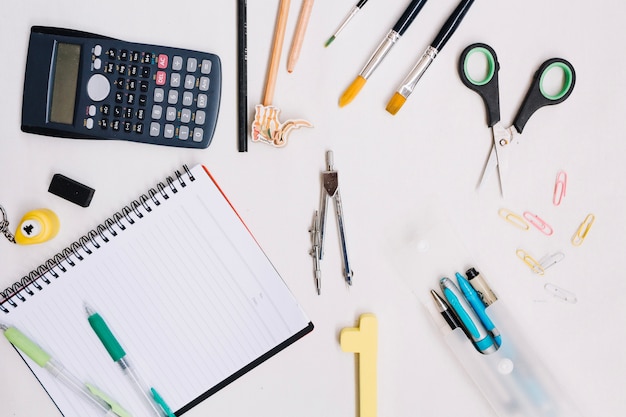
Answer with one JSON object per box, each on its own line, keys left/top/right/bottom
{"left": 49, "top": 42, "right": 81, "bottom": 125}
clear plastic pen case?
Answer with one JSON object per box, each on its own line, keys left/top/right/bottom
{"left": 426, "top": 298, "right": 583, "bottom": 417}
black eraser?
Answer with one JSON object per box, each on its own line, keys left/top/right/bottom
{"left": 48, "top": 174, "right": 95, "bottom": 207}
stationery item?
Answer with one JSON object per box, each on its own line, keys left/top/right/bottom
{"left": 465, "top": 267, "right": 497, "bottom": 306}
{"left": 440, "top": 277, "right": 497, "bottom": 354}
{"left": 430, "top": 289, "right": 463, "bottom": 332}
{"left": 313, "top": 150, "right": 354, "bottom": 289}
{"left": 571, "top": 213, "right": 595, "bottom": 246}
{"left": 538, "top": 252, "right": 565, "bottom": 270}
{"left": 14, "top": 208, "right": 60, "bottom": 245}
{"left": 516, "top": 249, "right": 544, "bottom": 275}
{"left": 287, "top": 0, "right": 315, "bottom": 73}
{"left": 338, "top": 0, "right": 429, "bottom": 107}
{"left": 325, "top": 0, "right": 370, "bottom": 47}
{"left": 1, "top": 324, "right": 131, "bottom": 417}
{"left": 308, "top": 210, "right": 322, "bottom": 294}
{"left": 458, "top": 43, "right": 576, "bottom": 197}
{"left": 340, "top": 314, "right": 378, "bottom": 417}
{"left": 498, "top": 208, "right": 529, "bottom": 230}
{"left": 456, "top": 272, "right": 501, "bottom": 346}
{"left": 251, "top": 0, "right": 312, "bottom": 147}
{"left": 544, "top": 283, "right": 577, "bottom": 304}
{"left": 0, "top": 205, "right": 16, "bottom": 243}
{"left": 0, "top": 164, "right": 313, "bottom": 417}
{"left": 386, "top": 0, "right": 475, "bottom": 115}
{"left": 86, "top": 304, "right": 172, "bottom": 417}
{"left": 553, "top": 170, "right": 567, "bottom": 205}
{"left": 22, "top": 26, "right": 222, "bottom": 149}
{"left": 523, "top": 211, "right": 554, "bottom": 236}
{"left": 49, "top": 173, "right": 95, "bottom": 207}
{"left": 238, "top": 0, "right": 248, "bottom": 152}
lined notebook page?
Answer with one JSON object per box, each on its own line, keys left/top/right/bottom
{"left": 2, "top": 164, "right": 312, "bottom": 417}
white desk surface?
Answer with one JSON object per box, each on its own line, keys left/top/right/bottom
{"left": 1, "top": 1, "right": 625, "bottom": 416}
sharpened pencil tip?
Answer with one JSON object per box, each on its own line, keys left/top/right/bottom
{"left": 339, "top": 76, "right": 366, "bottom": 107}
{"left": 385, "top": 92, "right": 406, "bottom": 115}
{"left": 324, "top": 36, "right": 335, "bottom": 47}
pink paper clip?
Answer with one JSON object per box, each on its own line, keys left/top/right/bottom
{"left": 553, "top": 170, "right": 567, "bottom": 206}
{"left": 523, "top": 211, "right": 554, "bottom": 236}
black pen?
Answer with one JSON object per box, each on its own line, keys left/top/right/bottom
{"left": 386, "top": 0, "right": 475, "bottom": 114}
{"left": 339, "top": 0, "right": 429, "bottom": 107}
{"left": 430, "top": 289, "right": 462, "bottom": 331}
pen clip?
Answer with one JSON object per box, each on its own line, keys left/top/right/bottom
{"left": 85, "top": 383, "right": 132, "bottom": 417}
{"left": 151, "top": 387, "right": 176, "bottom": 417}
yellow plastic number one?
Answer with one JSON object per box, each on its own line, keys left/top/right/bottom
{"left": 340, "top": 313, "right": 378, "bottom": 417}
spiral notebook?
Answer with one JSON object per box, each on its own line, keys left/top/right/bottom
{"left": 0, "top": 164, "right": 313, "bottom": 417}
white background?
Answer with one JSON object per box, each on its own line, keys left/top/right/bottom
{"left": 1, "top": 0, "right": 625, "bottom": 416}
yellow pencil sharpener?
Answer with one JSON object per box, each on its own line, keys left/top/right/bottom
{"left": 14, "top": 209, "right": 60, "bottom": 245}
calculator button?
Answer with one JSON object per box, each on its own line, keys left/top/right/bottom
{"left": 115, "top": 78, "right": 125, "bottom": 89}
{"left": 139, "top": 95, "right": 147, "bottom": 106}
{"left": 140, "top": 81, "right": 149, "bottom": 92}
{"left": 93, "top": 58, "right": 102, "bottom": 70}
{"left": 88, "top": 105, "right": 97, "bottom": 116}
{"left": 143, "top": 53, "right": 152, "bottom": 64}
{"left": 158, "top": 54, "right": 169, "bottom": 69}
{"left": 114, "top": 106, "right": 123, "bottom": 117}
{"left": 154, "top": 88, "right": 164, "bottom": 103}
{"left": 170, "top": 73, "right": 181, "bottom": 88}
{"left": 124, "top": 121, "right": 132, "bottom": 132}
{"left": 195, "top": 110, "right": 206, "bottom": 125}
{"left": 149, "top": 122, "right": 160, "bottom": 137}
{"left": 137, "top": 109, "right": 145, "bottom": 120}
{"left": 107, "top": 48, "right": 116, "bottom": 59}
{"left": 184, "top": 75, "right": 195, "bottom": 89}
{"left": 193, "top": 128, "right": 204, "bottom": 142}
{"left": 151, "top": 105, "right": 163, "bottom": 120}
{"left": 111, "top": 120, "right": 120, "bottom": 131}
{"left": 128, "top": 79, "right": 137, "bottom": 91}
{"left": 104, "top": 63, "right": 115, "bottom": 73}
{"left": 186, "top": 58, "right": 198, "bottom": 72}
{"left": 101, "top": 105, "right": 111, "bottom": 116}
{"left": 166, "top": 107, "right": 177, "bottom": 121}
{"left": 181, "top": 109, "right": 191, "bottom": 123}
{"left": 201, "top": 60, "right": 212, "bottom": 74}
{"left": 87, "top": 74, "right": 111, "bottom": 102}
{"left": 127, "top": 94, "right": 135, "bottom": 105}
{"left": 156, "top": 71, "right": 167, "bottom": 86}
{"left": 115, "top": 92, "right": 124, "bottom": 103}
{"left": 164, "top": 124, "right": 175, "bottom": 139}
{"left": 199, "top": 76, "right": 210, "bottom": 91}
{"left": 118, "top": 64, "right": 127, "bottom": 75}
{"left": 179, "top": 126, "right": 190, "bottom": 140}
{"left": 129, "top": 65, "right": 138, "bottom": 77}
{"left": 167, "top": 90, "right": 179, "bottom": 105}
{"left": 172, "top": 56, "right": 183, "bottom": 71}
{"left": 124, "top": 108, "right": 133, "bottom": 119}
{"left": 197, "top": 94, "right": 208, "bottom": 108}
{"left": 141, "top": 67, "right": 151, "bottom": 78}
{"left": 182, "top": 92, "right": 193, "bottom": 106}
{"left": 135, "top": 123, "right": 144, "bottom": 134}
{"left": 120, "top": 50, "right": 129, "bottom": 61}
{"left": 100, "top": 118, "right": 108, "bottom": 129}
{"left": 94, "top": 45, "right": 102, "bottom": 56}
{"left": 130, "top": 51, "right": 140, "bottom": 62}
{"left": 86, "top": 118, "right": 94, "bottom": 129}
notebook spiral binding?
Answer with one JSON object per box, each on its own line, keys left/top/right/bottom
{"left": 0, "top": 165, "right": 196, "bottom": 313}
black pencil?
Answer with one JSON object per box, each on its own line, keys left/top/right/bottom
{"left": 237, "top": 0, "right": 248, "bottom": 152}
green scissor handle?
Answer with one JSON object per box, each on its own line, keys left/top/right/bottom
{"left": 513, "top": 57, "right": 575, "bottom": 133}
{"left": 459, "top": 43, "right": 501, "bottom": 128}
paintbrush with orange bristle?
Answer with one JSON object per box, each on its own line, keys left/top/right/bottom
{"left": 338, "top": 0, "right": 429, "bottom": 107}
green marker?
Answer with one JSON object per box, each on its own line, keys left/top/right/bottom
{"left": 1, "top": 323, "right": 131, "bottom": 417}
{"left": 85, "top": 304, "right": 175, "bottom": 417}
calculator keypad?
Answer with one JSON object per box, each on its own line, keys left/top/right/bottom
{"left": 81, "top": 41, "right": 220, "bottom": 148}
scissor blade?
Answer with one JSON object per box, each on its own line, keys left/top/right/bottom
{"left": 477, "top": 145, "right": 498, "bottom": 192}
{"left": 492, "top": 123, "right": 514, "bottom": 198}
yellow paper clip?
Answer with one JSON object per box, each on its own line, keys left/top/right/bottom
{"left": 571, "top": 213, "right": 595, "bottom": 246}
{"left": 498, "top": 208, "right": 529, "bottom": 230}
{"left": 553, "top": 170, "right": 567, "bottom": 206}
{"left": 516, "top": 249, "right": 545, "bottom": 275}
{"left": 523, "top": 211, "right": 554, "bottom": 236}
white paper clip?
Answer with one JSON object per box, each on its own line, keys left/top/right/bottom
{"left": 499, "top": 208, "right": 529, "bottom": 230}
{"left": 544, "top": 283, "right": 577, "bottom": 303}
{"left": 538, "top": 252, "right": 565, "bottom": 270}
{"left": 553, "top": 170, "right": 567, "bottom": 206}
{"left": 516, "top": 249, "right": 545, "bottom": 275}
{"left": 523, "top": 211, "right": 554, "bottom": 236}
{"left": 571, "top": 213, "right": 595, "bottom": 246}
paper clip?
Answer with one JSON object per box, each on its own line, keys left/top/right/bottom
{"left": 553, "top": 170, "right": 567, "bottom": 206}
{"left": 523, "top": 211, "right": 554, "bottom": 236}
{"left": 538, "top": 252, "right": 565, "bottom": 270}
{"left": 498, "top": 208, "right": 529, "bottom": 230}
{"left": 544, "top": 283, "right": 577, "bottom": 304}
{"left": 516, "top": 249, "right": 544, "bottom": 275}
{"left": 571, "top": 213, "right": 595, "bottom": 246}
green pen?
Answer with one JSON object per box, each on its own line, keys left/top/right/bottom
{"left": 85, "top": 304, "right": 175, "bottom": 417}
{"left": 1, "top": 323, "right": 131, "bottom": 417}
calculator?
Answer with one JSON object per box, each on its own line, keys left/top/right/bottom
{"left": 21, "top": 26, "right": 222, "bottom": 149}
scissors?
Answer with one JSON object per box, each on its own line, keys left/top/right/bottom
{"left": 458, "top": 43, "right": 576, "bottom": 197}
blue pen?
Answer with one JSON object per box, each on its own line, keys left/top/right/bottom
{"left": 456, "top": 272, "right": 502, "bottom": 347}
{"left": 440, "top": 277, "right": 497, "bottom": 354}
